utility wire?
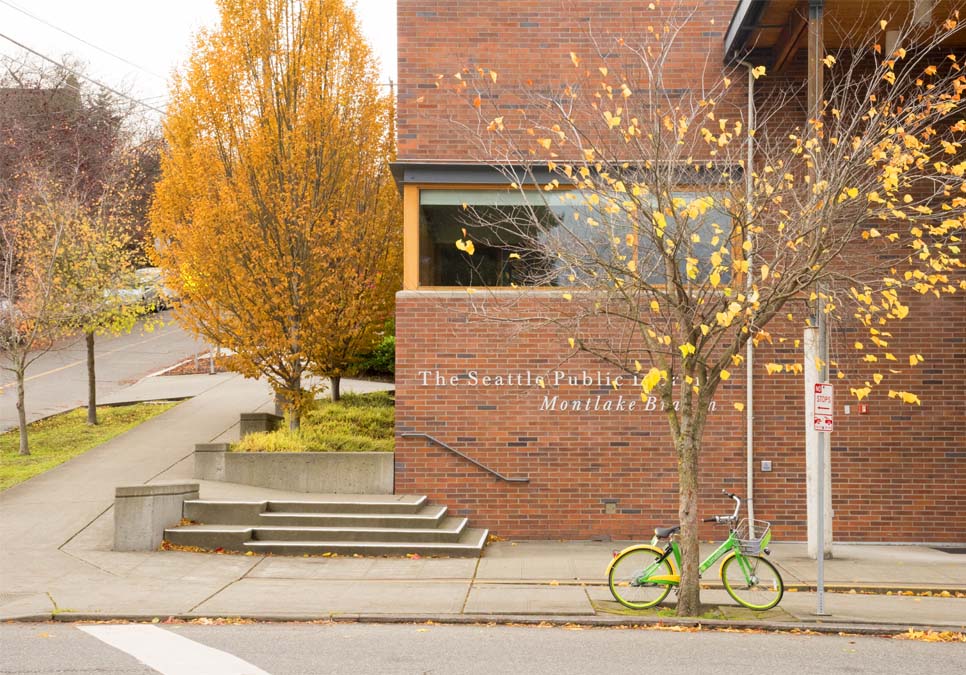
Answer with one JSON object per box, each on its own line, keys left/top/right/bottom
{"left": 0, "top": 32, "right": 165, "bottom": 114}
{"left": 0, "top": 0, "right": 166, "bottom": 81}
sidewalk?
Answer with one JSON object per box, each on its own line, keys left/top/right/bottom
{"left": 1, "top": 373, "right": 963, "bottom": 633}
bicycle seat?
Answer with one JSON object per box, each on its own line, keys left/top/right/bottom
{"left": 654, "top": 526, "right": 680, "bottom": 538}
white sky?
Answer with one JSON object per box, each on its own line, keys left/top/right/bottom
{"left": 0, "top": 0, "right": 398, "bottom": 118}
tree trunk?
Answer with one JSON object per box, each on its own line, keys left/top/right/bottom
{"left": 274, "top": 390, "right": 285, "bottom": 417}
{"left": 288, "top": 373, "right": 302, "bottom": 431}
{"left": 86, "top": 331, "right": 98, "bottom": 425}
{"left": 675, "top": 431, "right": 701, "bottom": 616}
{"left": 331, "top": 376, "right": 341, "bottom": 402}
{"left": 16, "top": 367, "right": 29, "bottom": 455}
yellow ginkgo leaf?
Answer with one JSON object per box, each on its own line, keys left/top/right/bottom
{"left": 642, "top": 367, "right": 663, "bottom": 393}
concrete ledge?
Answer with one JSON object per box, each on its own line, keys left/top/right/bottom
{"left": 193, "top": 446, "right": 393, "bottom": 494}
{"left": 114, "top": 482, "right": 199, "bottom": 551}
{"left": 194, "top": 443, "right": 229, "bottom": 481}
{"left": 240, "top": 412, "right": 284, "bottom": 437}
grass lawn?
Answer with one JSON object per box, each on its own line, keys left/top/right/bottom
{"left": 233, "top": 391, "right": 393, "bottom": 453}
{"left": 0, "top": 401, "right": 178, "bottom": 491}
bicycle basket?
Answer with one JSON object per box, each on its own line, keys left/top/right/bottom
{"left": 734, "top": 518, "right": 771, "bottom": 555}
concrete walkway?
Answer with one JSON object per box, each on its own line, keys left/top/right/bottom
{"left": 0, "top": 373, "right": 963, "bottom": 633}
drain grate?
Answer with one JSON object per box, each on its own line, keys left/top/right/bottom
{"left": 930, "top": 547, "right": 966, "bottom": 554}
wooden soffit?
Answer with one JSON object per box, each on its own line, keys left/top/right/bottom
{"left": 725, "top": 0, "right": 966, "bottom": 71}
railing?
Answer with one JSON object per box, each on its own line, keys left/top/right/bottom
{"left": 400, "top": 433, "right": 530, "bottom": 483}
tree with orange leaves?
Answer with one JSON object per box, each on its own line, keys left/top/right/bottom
{"left": 151, "top": 0, "right": 401, "bottom": 425}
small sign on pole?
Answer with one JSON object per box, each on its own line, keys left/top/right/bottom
{"left": 813, "top": 382, "right": 833, "bottom": 432}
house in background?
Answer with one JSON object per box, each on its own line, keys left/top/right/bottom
{"left": 391, "top": 0, "right": 965, "bottom": 545}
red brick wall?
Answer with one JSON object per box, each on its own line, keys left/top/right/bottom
{"left": 394, "top": 1, "right": 966, "bottom": 543}
{"left": 397, "top": 0, "right": 740, "bottom": 161}
{"left": 395, "top": 291, "right": 965, "bottom": 542}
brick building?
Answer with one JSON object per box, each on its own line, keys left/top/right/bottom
{"left": 392, "top": 0, "right": 965, "bottom": 544}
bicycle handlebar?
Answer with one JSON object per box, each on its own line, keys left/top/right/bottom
{"left": 705, "top": 490, "right": 742, "bottom": 524}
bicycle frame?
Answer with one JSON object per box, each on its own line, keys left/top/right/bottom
{"left": 639, "top": 530, "right": 742, "bottom": 586}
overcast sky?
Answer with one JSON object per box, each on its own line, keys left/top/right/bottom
{"left": 0, "top": 0, "right": 398, "bottom": 117}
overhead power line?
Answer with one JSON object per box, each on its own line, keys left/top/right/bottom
{"left": 0, "top": 0, "right": 166, "bottom": 81}
{"left": 0, "top": 32, "right": 165, "bottom": 114}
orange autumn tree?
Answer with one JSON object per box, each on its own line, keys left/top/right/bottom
{"left": 448, "top": 7, "right": 964, "bottom": 615}
{"left": 151, "top": 0, "right": 401, "bottom": 423}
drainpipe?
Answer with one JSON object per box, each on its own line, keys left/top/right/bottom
{"left": 738, "top": 60, "right": 757, "bottom": 530}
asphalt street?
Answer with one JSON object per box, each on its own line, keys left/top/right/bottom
{"left": 0, "top": 310, "right": 208, "bottom": 431}
{"left": 1, "top": 622, "right": 963, "bottom": 675}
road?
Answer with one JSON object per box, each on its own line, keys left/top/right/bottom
{"left": 0, "top": 310, "right": 208, "bottom": 431}
{"left": 0, "top": 622, "right": 962, "bottom": 674}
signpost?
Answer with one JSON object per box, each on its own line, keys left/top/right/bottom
{"left": 813, "top": 383, "right": 833, "bottom": 432}
{"left": 813, "top": 381, "right": 831, "bottom": 615}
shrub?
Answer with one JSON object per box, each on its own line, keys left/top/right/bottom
{"left": 354, "top": 321, "right": 395, "bottom": 376}
{"left": 232, "top": 391, "right": 393, "bottom": 453}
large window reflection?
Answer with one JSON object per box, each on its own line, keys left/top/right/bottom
{"left": 418, "top": 188, "right": 732, "bottom": 287}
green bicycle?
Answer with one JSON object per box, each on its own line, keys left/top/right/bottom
{"left": 607, "top": 490, "right": 784, "bottom": 611}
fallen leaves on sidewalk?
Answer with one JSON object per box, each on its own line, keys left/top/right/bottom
{"left": 892, "top": 629, "right": 965, "bottom": 643}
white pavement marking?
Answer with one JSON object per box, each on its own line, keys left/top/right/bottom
{"left": 79, "top": 625, "right": 271, "bottom": 675}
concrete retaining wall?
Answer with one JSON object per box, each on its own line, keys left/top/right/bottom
{"left": 193, "top": 445, "right": 393, "bottom": 494}
{"left": 239, "top": 412, "right": 283, "bottom": 437}
{"left": 114, "top": 482, "right": 199, "bottom": 551}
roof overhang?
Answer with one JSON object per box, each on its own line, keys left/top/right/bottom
{"left": 391, "top": 161, "right": 558, "bottom": 187}
{"left": 725, "top": 0, "right": 966, "bottom": 69}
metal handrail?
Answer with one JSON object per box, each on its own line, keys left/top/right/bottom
{"left": 400, "top": 433, "right": 530, "bottom": 483}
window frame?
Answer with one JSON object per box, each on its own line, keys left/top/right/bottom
{"left": 404, "top": 183, "right": 740, "bottom": 291}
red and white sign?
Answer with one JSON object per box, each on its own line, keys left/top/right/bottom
{"left": 813, "top": 382, "right": 833, "bottom": 432}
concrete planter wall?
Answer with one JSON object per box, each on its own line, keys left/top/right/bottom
{"left": 114, "top": 482, "right": 199, "bottom": 551}
{"left": 194, "top": 444, "right": 393, "bottom": 494}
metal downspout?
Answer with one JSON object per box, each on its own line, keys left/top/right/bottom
{"left": 738, "top": 60, "right": 757, "bottom": 529}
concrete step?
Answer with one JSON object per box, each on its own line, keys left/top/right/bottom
{"left": 251, "top": 517, "right": 469, "bottom": 543}
{"left": 265, "top": 496, "right": 427, "bottom": 514}
{"left": 243, "top": 527, "right": 489, "bottom": 557}
{"left": 184, "top": 500, "right": 265, "bottom": 524}
{"left": 164, "top": 517, "right": 471, "bottom": 551}
{"left": 164, "top": 525, "right": 251, "bottom": 551}
{"left": 256, "top": 504, "right": 447, "bottom": 529}
{"left": 183, "top": 495, "right": 429, "bottom": 525}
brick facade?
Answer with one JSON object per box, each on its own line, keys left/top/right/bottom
{"left": 395, "top": 292, "right": 964, "bottom": 542}
{"left": 394, "top": 0, "right": 966, "bottom": 542}
{"left": 398, "top": 0, "right": 740, "bottom": 161}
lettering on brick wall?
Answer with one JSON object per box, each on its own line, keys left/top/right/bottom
{"left": 415, "top": 369, "right": 718, "bottom": 413}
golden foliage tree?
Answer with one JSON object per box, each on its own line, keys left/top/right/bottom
{"left": 449, "top": 6, "right": 964, "bottom": 615}
{"left": 1, "top": 60, "right": 144, "bottom": 450}
{"left": 152, "top": 0, "right": 401, "bottom": 424}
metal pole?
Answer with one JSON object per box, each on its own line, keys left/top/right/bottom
{"left": 808, "top": 0, "right": 828, "bottom": 617}
{"left": 816, "top": 291, "right": 828, "bottom": 615}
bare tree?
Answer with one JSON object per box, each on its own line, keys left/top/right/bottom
{"left": 443, "top": 7, "right": 964, "bottom": 615}
{"left": 1, "top": 56, "right": 149, "bottom": 439}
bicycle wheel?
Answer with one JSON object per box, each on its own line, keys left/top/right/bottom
{"left": 608, "top": 546, "right": 674, "bottom": 609}
{"left": 720, "top": 553, "right": 784, "bottom": 610}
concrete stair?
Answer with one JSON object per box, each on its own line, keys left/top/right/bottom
{"left": 164, "top": 495, "right": 488, "bottom": 557}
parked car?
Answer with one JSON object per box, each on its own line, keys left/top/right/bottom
{"left": 108, "top": 267, "right": 176, "bottom": 312}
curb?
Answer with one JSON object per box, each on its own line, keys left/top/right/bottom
{"left": 3, "top": 612, "right": 961, "bottom": 636}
